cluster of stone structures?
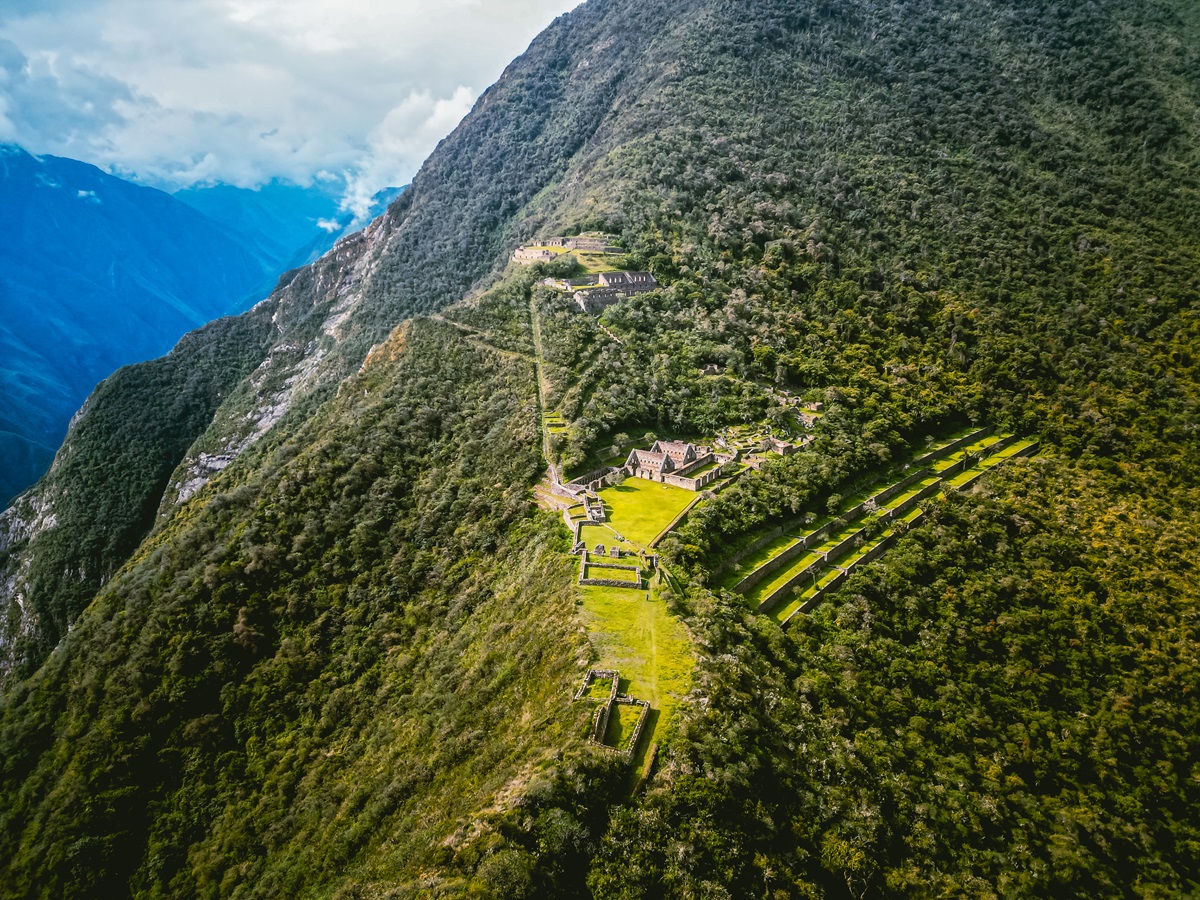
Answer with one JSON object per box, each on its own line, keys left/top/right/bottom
{"left": 546, "top": 234, "right": 624, "bottom": 253}
{"left": 512, "top": 232, "right": 624, "bottom": 265}
{"left": 574, "top": 668, "right": 652, "bottom": 759}
{"left": 574, "top": 271, "right": 658, "bottom": 313}
{"left": 555, "top": 439, "right": 733, "bottom": 498}
{"left": 623, "top": 440, "right": 730, "bottom": 490}
{"left": 578, "top": 549, "right": 643, "bottom": 588}
{"left": 513, "top": 246, "right": 558, "bottom": 263}
{"left": 540, "top": 271, "right": 657, "bottom": 310}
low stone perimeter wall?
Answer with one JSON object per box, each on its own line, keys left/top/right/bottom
{"left": 573, "top": 668, "right": 653, "bottom": 759}
{"left": 910, "top": 426, "right": 994, "bottom": 469}
{"left": 578, "top": 551, "right": 643, "bottom": 588}
{"left": 615, "top": 697, "right": 652, "bottom": 759}
{"left": 573, "top": 668, "right": 619, "bottom": 702}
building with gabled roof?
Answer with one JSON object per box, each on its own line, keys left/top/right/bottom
{"left": 651, "top": 440, "right": 698, "bottom": 465}
{"left": 625, "top": 449, "right": 676, "bottom": 479}
{"left": 621, "top": 440, "right": 729, "bottom": 491}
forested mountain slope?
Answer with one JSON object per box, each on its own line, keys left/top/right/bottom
{"left": 2, "top": 0, "right": 1199, "bottom": 897}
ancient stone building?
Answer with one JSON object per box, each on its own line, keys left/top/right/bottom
{"left": 513, "top": 247, "right": 556, "bottom": 263}
{"left": 575, "top": 287, "right": 625, "bottom": 313}
{"left": 622, "top": 440, "right": 723, "bottom": 490}
{"left": 598, "top": 271, "right": 656, "bottom": 292}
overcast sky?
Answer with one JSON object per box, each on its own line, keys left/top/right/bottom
{"left": 0, "top": 0, "right": 581, "bottom": 214}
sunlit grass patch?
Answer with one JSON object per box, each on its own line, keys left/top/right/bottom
{"left": 577, "top": 583, "right": 693, "bottom": 739}
{"left": 598, "top": 478, "right": 696, "bottom": 549}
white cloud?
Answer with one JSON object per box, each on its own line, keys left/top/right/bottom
{"left": 0, "top": 0, "right": 581, "bottom": 204}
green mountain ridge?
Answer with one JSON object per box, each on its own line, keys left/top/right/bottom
{"left": 2, "top": 0, "right": 1199, "bottom": 896}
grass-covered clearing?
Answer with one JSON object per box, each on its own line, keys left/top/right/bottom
{"left": 577, "top": 582, "right": 694, "bottom": 750}
{"left": 584, "top": 563, "right": 641, "bottom": 583}
{"left": 583, "top": 674, "right": 615, "bottom": 701}
{"left": 576, "top": 522, "right": 610, "bottom": 548}
{"left": 605, "top": 703, "right": 645, "bottom": 753}
{"left": 598, "top": 478, "right": 696, "bottom": 549}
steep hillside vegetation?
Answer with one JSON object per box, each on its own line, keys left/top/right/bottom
{"left": 1, "top": 0, "right": 1199, "bottom": 897}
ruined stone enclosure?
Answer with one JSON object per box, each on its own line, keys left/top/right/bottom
{"left": 573, "top": 668, "right": 652, "bottom": 759}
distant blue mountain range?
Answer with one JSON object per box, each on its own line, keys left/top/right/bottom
{"left": 0, "top": 144, "right": 400, "bottom": 503}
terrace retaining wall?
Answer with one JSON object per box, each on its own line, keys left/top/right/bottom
{"left": 787, "top": 532, "right": 899, "bottom": 620}
{"left": 951, "top": 440, "right": 1040, "bottom": 492}
{"left": 733, "top": 513, "right": 850, "bottom": 594}
{"left": 869, "top": 467, "right": 932, "bottom": 507}
{"left": 879, "top": 480, "right": 943, "bottom": 524}
{"left": 910, "top": 426, "right": 994, "bottom": 469}
{"left": 756, "top": 524, "right": 868, "bottom": 613}
{"left": 712, "top": 519, "right": 799, "bottom": 578}
{"left": 718, "top": 429, "right": 997, "bottom": 580}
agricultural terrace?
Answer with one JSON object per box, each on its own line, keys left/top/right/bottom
{"left": 711, "top": 426, "right": 993, "bottom": 581}
{"left": 736, "top": 432, "right": 1040, "bottom": 624}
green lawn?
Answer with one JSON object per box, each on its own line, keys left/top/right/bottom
{"left": 605, "top": 703, "right": 646, "bottom": 752}
{"left": 584, "top": 563, "right": 641, "bottom": 584}
{"left": 577, "top": 522, "right": 610, "bottom": 548}
{"left": 578, "top": 582, "right": 694, "bottom": 746}
{"left": 583, "top": 674, "right": 616, "bottom": 701}
{"left": 598, "top": 478, "right": 697, "bottom": 549}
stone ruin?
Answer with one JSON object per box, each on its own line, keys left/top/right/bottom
{"left": 573, "top": 668, "right": 652, "bottom": 759}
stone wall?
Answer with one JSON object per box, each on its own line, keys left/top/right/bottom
{"left": 573, "top": 668, "right": 619, "bottom": 702}
{"left": 578, "top": 551, "right": 642, "bottom": 587}
{"left": 592, "top": 699, "right": 613, "bottom": 743}
{"left": 584, "top": 494, "right": 606, "bottom": 522}
{"left": 870, "top": 466, "right": 931, "bottom": 507}
{"left": 792, "top": 531, "right": 898, "bottom": 618}
{"left": 662, "top": 467, "right": 720, "bottom": 491}
{"left": 717, "top": 430, "right": 998, "bottom": 580}
{"left": 878, "top": 480, "right": 942, "bottom": 525}
{"left": 674, "top": 452, "right": 716, "bottom": 477}
{"left": 910, "top": 426, "right": 994, "bottom": 469}
{"left": 566, "top": 466, "right": 617, "bottom": 492}
{"left": 615, "top": 697, "right": 652, "bottom": 759}
{"left": 755, "top": 524, "right": 868, "bottom": 613}
{"left": 573, "top": 667, "right": 651, "bottom": 758}
{"left": 732, "top": 514, "right": 849, "bottom": 594}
